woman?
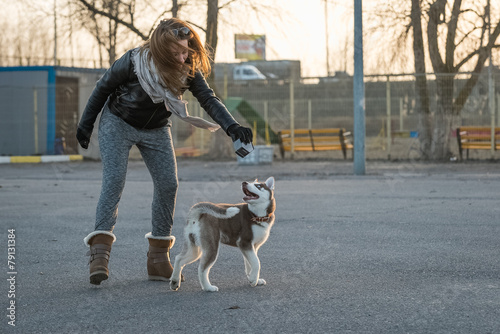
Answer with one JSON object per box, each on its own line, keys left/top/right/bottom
{"left": 77, "top": 18, "right": 252, "bottom": 285}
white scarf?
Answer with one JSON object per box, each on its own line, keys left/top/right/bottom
{"left": 131, "top": 48, "right": 220, "bottom": 132}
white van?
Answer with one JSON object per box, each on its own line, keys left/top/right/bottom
{"left": 233, "top": 65, "right": 267, "bottom": 83}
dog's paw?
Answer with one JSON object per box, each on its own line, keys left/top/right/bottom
{"left": 170, "top": 280, "right": 180, "bottom": 291}
{"left": 249, "top": 278, "right": 266, "bottom": 287}
{"left": 203, "top": 285, "right": 219, "bottom": 292}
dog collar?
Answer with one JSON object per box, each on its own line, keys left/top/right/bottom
{"left": 251, "top": 214, "right": 273, "bottom": 224}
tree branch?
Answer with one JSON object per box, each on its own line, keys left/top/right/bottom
{"left": 427, "top": 0, "right": 447, "bottom": 72}
{"left": 147, "top": 11, "right": 170, "bottom": 38}
{"left": 77, "top": 0, "right": 148, "bottom": 40}
{"left": 454, "top": 16, "right": 500, "bottom": 71}
{"left": 218, "top": 0, "right": 239, "bottom": 10}
{"left": 445, "top": 0, "right": 462, "bottom": 70}
{"left": 453, "top": 17, "right": 500, "bottom": 113}
{"left": 128, "top": 1, "right": 135, "bottom": 27}
{"left": 186, "top": 20, "right": 206, "bottom": 33}
{"left": 454, "top": 24, "right": 482, "bottom": 50}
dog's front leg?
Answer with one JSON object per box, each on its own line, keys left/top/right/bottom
{"left": 241, "top": 248, "right": 266, "bottom": 287}
{"left": 243, "top": 255, "right": 251, "bottom": 278}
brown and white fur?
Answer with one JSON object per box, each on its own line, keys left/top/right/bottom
{"left": 170, "top": 177, "right": 276, "bottom": 292}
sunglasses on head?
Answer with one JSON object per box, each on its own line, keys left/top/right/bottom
{"left": 171, "top": 27, "right": 191, "bottom": 38}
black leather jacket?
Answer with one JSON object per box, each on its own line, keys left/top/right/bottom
{"left": 78, "top": 48, "right": 238, "bottom": 138}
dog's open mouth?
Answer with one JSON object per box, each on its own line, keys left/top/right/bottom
{"left": 243, "top": 186, "right": 259, "bottom": 201}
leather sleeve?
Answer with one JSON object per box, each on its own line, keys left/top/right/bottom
{"left": 187, "top": 71, "right": 238, "bottom": 135}
{"left": 77, "top": 50, "right": 134, "bottom": 137}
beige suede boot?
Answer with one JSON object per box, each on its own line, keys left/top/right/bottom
{"left": 84, "top": 231, "right": 116, "bottom": 285}
{"left": 145, "top": 233, "right": 176, "bottom": 281}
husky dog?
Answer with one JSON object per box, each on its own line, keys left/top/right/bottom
{"left": 170, "top": 177, "right": 276, "bottom": 292}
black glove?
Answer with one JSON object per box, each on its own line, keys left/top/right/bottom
{"left": 227, "top": 124, "right": 253, "bottom": 144}
{"left": 76, "top": 128, "right": 90, "bottom": 149}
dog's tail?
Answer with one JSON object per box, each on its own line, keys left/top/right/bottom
{"left": 188, "top": 203, "right": 240, "bottom": 221}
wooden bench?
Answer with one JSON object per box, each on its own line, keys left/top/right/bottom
{"left": 278, "top": 128, "right": 353, "bottom": 159}
{"left": 456, "top": 126, "right": 500, "bottom": 160}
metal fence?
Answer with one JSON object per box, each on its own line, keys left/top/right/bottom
{"left": 1, "top": 69, "right": 499, "bottom": 160}
{"left": 181, "top": 70, "right": 500, "bottom": 160}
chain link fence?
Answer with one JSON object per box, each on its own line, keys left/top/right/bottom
{"left": 181, "top": 70, "right": 500, "bottom": 160}
{"left": 1, "top": 68, "right": 498, "bottom": 160}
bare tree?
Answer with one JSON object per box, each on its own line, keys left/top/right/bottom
{"left": 375, "top": 0, "right": 500, "bottom": 160}
{"left": 74, "top": 0, "right": 281, "bottom": 69}
{"left": 71, "top": 0, "right": 144, "bottom": 66}
{"left": 411, "top": 0, "right": 432, "bottom": 160}
{"left": 0, "top": 1, "right": 56, "bottom": 66}
{"left": 422, "top": 0, "right": 499, "bottom": 160}
{"left": 206, "top": 0, "right": 218, "bottom": 63}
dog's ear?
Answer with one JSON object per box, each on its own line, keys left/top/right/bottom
{"left": 254, "top": 179, "right": 258, "bottom": 183}
{"left": 265, "top": 177, "right": 275, "bottom": 190}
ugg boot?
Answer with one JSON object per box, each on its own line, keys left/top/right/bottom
{"left": 145, "top": 233, "right": 176, "bottom": 281}
{"left": 84, "top": 231, "right": 116, "bottom": 285}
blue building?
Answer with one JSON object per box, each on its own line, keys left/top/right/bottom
{"left": 0, "top": 66, "right": 104, "bottom": 157}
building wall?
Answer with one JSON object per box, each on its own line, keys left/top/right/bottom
{"left": 0, "top": 66, "right": 105, "bottom": 157}
{"left": 0, "top": 69, "right": 49, "bottom": 155}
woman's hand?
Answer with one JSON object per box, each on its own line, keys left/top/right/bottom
{"left": 76, "top": 128, "right": 91, "bottom": 149}
{"left": 227, "top": 124, "right": 253, "bottom": 144}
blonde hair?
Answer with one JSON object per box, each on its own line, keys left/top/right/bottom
{"left": 141, "top": 18, "right": 212, "bottom": 95}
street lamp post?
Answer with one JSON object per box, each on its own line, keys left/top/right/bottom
{"left": 353, "top": 0, "right": 366, "bottom": 175}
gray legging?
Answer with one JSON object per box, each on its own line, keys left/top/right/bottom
{"left": 94, "top": 107, "right": 178, "bottom": 237}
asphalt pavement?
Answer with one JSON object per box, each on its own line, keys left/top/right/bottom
{"left": 1, "top": 158, "right": 499, "bottom": 333}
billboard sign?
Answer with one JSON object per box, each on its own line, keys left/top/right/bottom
{"left": 234, "top": 34, "right": 266, "bottom": 60}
